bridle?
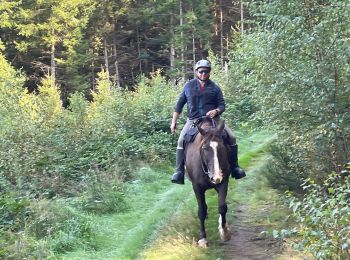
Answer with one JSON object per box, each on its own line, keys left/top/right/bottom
{"left": 196, "top": 117, "right": 217, "bottom": 178}
{"left": 193, "top": 116, "right": 216, "bottom": 129}
{"left": 200, "top": 138, "right": 210, "bottom": 175}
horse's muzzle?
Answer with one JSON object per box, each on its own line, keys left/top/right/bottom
{"left": 210, "top": 170, "right": 223, "bottom": 184}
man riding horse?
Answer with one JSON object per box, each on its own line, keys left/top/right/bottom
{"left": 170, "top": 59, "right": 246, "bottom": 184}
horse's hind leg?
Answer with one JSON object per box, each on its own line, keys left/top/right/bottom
{"left": 193, "top": 185, "right": 208, "bottom": 247}
{"left": 216, "top": 184, "right": 231, "bottom": 241}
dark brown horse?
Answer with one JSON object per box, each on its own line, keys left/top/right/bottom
{"left": 185, "top": 117, "right": 231, "bottom": 247}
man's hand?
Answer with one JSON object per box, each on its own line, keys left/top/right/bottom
{"left": 206, "top": 109, "right": 219, "bottom": 118}
{"left": 170, "top": 122, "right": 177, "bottom": 133}
{"left": 170, "top": 112, "right": 180, "bottom": 134}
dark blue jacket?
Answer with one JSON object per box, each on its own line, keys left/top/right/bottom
{"left": 174, "top": 79, "right": 225, "bottom": 120}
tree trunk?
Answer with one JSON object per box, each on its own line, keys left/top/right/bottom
{"left": 192, "top": 30, "right": 196, "bottom": 78}
{"left": 137, "top": 26, "right": 142, "bottom": 74}
{"left": 240, "top": 0, "right": 244, "bottom": 34}
{"left": 214, "top": 2, "right": 218, "bottom": 36}
{"left": 220, "top": 0, "right": 224, "bottom": 69}
{"left": 51, "top": 43, "right": 56, "bottom": 85}
{"left": 170, "top": 14, "right": 175, "bottom": 72}
{"left": 103, "top": 36, "right": 110, "bottom": 77}
{"left": 112, "top": 29, "right": 120, "bottom": 89}
{"left": 179, "top": 0, "right": 185, "bottom": 80}
{"left": 91, "top": 60, "right": 96, "bottom": 91}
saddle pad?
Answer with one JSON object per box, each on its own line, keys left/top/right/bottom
{"left": 184, "top": 127, "right": 199, "bottom": 144}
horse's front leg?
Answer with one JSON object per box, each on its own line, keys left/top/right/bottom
{"left": 216, "top": 183, "right": 231, "bottom": 241}
{"left": 193, "top": 185, "right": 208, "bottom": 247}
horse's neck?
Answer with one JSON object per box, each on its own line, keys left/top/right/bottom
{"left": 199, "top": 121, "right": 213, "bottom": 129}
{"left": 194, "top": 132, "right": 204, "bottom": 145}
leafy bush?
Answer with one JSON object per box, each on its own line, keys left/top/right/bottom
{"left": 0, "top": 198, "right": 94, "bottom": 258}
{"left": 225, "top": 0, "right": 350, "bottom": 187}
{"left": 265, "top": 139, "right": 304, "bottom": 191}
{"left": 0, "top": 66, "right": 179, "bottom": 197}
{"left": 0, "top": 194, "right": 30, "bottom": 231}
{"left": 0, "top": 63, "right": 179, "bottom": 256}
{"left": 287, "top": 163, "right": 350, "bottom": 259}
{"left": 26, "top": 199, "right": 94, "bottom": 252}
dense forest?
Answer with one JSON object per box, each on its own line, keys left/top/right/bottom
{"left": 1, "top": 0, "right": 349, "bottom": 259}
{"left": 0, "top": 0, "right": 249, "bottom": 102}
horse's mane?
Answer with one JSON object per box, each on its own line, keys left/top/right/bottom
{"left": 197, "top": 118, "right": 225, "bottom": 145}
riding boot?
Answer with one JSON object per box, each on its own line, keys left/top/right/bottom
{"left": 227, "top": 144, "right": 246, "bottom": 179}
{"left": 171, "top": 149, "right": 185, "bottom": 184}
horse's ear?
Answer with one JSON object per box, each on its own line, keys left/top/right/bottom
{"left": 217, "top": 120, "right": 225, "bottom": 132}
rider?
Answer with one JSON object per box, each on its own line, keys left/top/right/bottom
{"left": 170, "top": 59, "right": 246, "bottom": 184}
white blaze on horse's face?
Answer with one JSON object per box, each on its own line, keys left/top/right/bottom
{"left": 209, "top": 141, "right": 223, "bottom": 184}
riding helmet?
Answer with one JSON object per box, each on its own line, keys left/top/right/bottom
{"left": 195, "top": 59, "right": 211, "bottom": 70}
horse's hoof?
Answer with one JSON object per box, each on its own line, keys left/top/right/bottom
{"left": 218, "top": 224, "right": 231, "bottom": 241}
{"left": 218, "top": 216, "right": 231, "bottom": 241}
{"left": 219, "top": 227, "right": 231, "bottom": 241}
{"left": 197, "top": 238, "right": 209, "bottom": 248}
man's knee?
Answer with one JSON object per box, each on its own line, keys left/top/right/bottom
{"left": 224, "top": 127, "right": 236, "bottom": 145}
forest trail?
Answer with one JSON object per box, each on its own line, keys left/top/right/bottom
{"left": 59, "top": 131, "right": 305, "bottom": 260}
{"left": 140, "top": 132, "right": 306, "bottom": 260}
{"left": 219, "top": 136, "right": 283, "bottom": 259}
{"left": 220, "top": 144, "right": 306, "bottom": 260}
{"left": 222, "top": 204, "right": 281, "bottom": 260}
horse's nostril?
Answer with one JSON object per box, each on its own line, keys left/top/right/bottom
{"left": 211, "top": 177, "right": 221, "bottom": 184}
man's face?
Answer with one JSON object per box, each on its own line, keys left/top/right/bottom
{"left": 196, "top": 67, "right": 210, "bottom": 81}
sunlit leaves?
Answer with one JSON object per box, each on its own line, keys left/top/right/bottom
{"left": 229, "top": 0, "right": 350, "bottom": 180}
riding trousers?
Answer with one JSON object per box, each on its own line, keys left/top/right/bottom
{"left": 177, "top": 117, "right": 236, "bottom": 150}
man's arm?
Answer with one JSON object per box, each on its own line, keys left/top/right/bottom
{"left": 216, "top": 87, "right": 225, "bottom": 113}
{"left": 170, "top": 112, "right": 180, "bottom": 133}
{"left": 171, "top": 84, "right": 187, "bottom": 133}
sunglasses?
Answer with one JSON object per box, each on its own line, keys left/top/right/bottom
{"left": 197, "top": 70, "right": 210, "bottom": 74}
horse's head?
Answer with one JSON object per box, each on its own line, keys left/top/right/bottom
{"left": 198, "top": 119, "right": 228, "bottom": 184}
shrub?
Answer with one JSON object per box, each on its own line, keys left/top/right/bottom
{"left": 26, "top": 199, "right": 94, "bottom": 253}
{"left": 0, "top": 194, "right": 30, "bottom": 232}
{"left": 287, "top": 163, "right": 350, "bottom": 259}
{"left": 0, "top": 198, "right": 94, "bottom": 258}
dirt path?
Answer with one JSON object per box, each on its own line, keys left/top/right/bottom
{"left": 222, "top": 204, "right": 281, "bottom": 260}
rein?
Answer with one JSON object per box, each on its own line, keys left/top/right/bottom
{"left": 199, "top": 139, "right": 209, "bottom": 175}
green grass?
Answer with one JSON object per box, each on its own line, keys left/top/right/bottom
{"left": 57, "top": 165, "right": 191, "bottom": 259}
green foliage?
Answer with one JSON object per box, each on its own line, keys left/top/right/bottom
{"left": 78, "top": 171, "right": 129, "bottom": 215}
{"left": 227, "top": 0, "right": 350, "bottom": 185}
{"left": 0, "top": 194, "right": 30, "bottom": 231}
{"left": 27, "top": 199, "right": 94, "bottom": 253}
{"left": 205, "top": 51, "right": 257, "bottom": 129}
{"left": 0, "top": 67, "right": 178, "bottom": 196}
{"left": 287, "top": 164, "right": 350, "bottom": 259}
{"left": 0, "top": 198, "right": 94, "bottom": 258}
{"left": 265, "top": 139, "right": 304, "bottom": 191}
{"left": 0, "top": 56, "right": 180, "bottom": 257}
